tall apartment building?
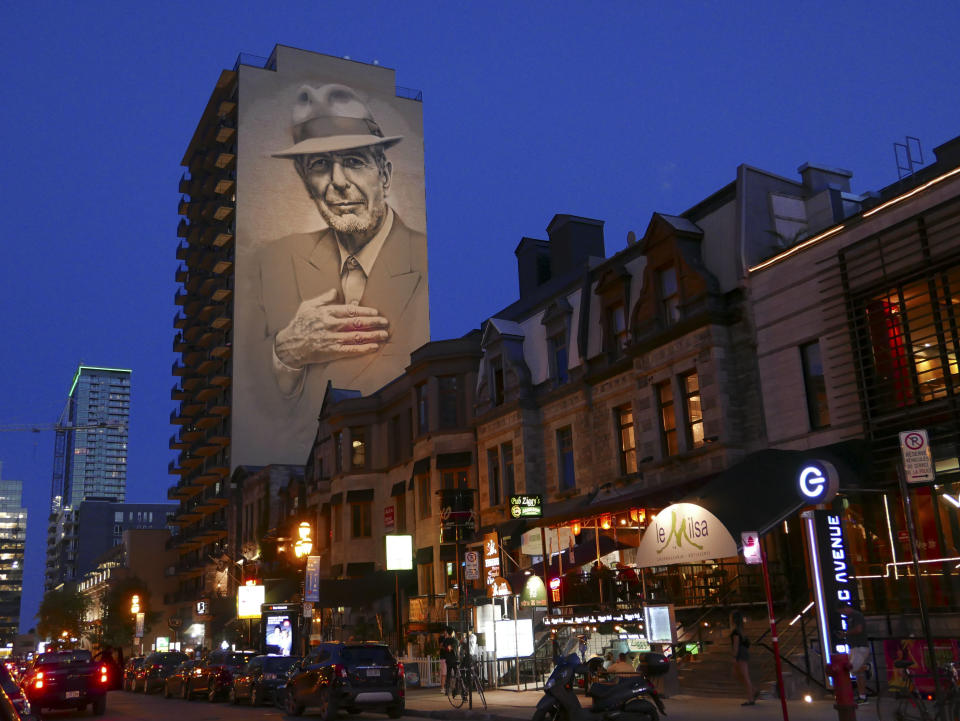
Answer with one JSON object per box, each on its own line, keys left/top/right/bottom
{"left": 45, "top": 365, "right": 130, "bottom": 592}
{"left": 51, "top": 365, "right": 131, "bottom": 510}
{"left": 0, "top": 467, "right": 27, "bottom": 645}
{"left": 169, "top": 45, "right": 428, "bottom": 625}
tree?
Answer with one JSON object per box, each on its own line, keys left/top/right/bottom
{"left": 37, "top": 587, "right": 88, "bottom": 642}
{"left": 100, "top": 576, "right": 160, "bottom": 648}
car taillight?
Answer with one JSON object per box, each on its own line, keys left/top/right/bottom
{"left": 34, "top": 672, "right": 43, "bottom": 690}
{"left": 100, "top": 665, "right": 109, "bottom": 684}
{"left": 333, "top": 664, "right": 348, "bottom": 680}
{"left": 397, "top": 662, "right": 404, "bottom": 678}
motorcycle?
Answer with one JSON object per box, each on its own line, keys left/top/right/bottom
{"left": 533, "top": 641, "right": 667, "bottom": 721}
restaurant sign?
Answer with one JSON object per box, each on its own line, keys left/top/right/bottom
{"left": 509, "top": 494, "right": 543, "bottom": 518}
{"left": 635, "top": 503, "right": 737, "bottom": 567}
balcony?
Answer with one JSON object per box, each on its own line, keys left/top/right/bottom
{"left": 212, "top": 253, "right": 234, "bottom": 276}
{"left": 207, "top": 430, "right": 230, "bottom": 447}
{"left": 213, "top": 177, "right": 235, "bottom": 196}
{"left": 209, "top": 371, "right": 231, "bottom": 388}
{"left": 167, "top": 460, "right": 183, "bottom": 476}
{"left": 173, "top": 311, "right": 187, "bottom": 329}
{"left": 172, "top": 333, "right": 187, "bottom": 353}
{"left": 171, "top": 360, "right": 190, "bottom": 377}
{"left": 175, "top": 264, "right": 188, "bottom": 284}
{"left": 176, "top": 240, "right": 189, "bottom": 260}
{"left": 174, "top": 289, "right": 188, "bottom": 306}
{"left": 196, "top": 355, "right": 223, "bottom": 376}
{"left": 210, "top": 339, "right": 232, "bottom": 360}
{"left": 179, "top": 174, "right": 191, "bottom": 195}
{"left": 171, "top": 384, "right": 190, "bottom": 402}
{"left": 210, "top": 308, "right": 232, "bottom": 331}
{"left": 178, "top": 196, "right": 190, "bottom": 216}
{"left": 169, "top": 434, "right": 190, "bottom": 451}
{"left": 214, "top": 151, "right": 235, "bottom": 170}
{"left": 167, "top": 483, "right": 193, "bottom": 500}
{"left": 177, "top": 219, "right": 190, "bottom": 238}
{"left": 169, "top": 408, "right": 195, "bottom": 426}
{"left": 180, "top": 453, "right": 203, "bottom": 470}
{"left": 181, "top": 374, "right": 204, "bottom": 391}
{"left": 180, "top": 425, "right": 204, "bottom": 443}
{"left": 211, "top": 284, "right": 233, "bottom": 303}
{"left": 212, "top": 229, "right": 233, "bottom": 248}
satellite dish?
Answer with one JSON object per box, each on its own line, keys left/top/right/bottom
{"left": 626, "top": 231, "right": 637, "bottom": 246}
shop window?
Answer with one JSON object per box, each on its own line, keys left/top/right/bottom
{"left": 657, "top": 381, "right": 678, "bottom": 456}
{"left": 416, "top": 384, "right": 429, "bottom": 435}
{"left": 615, "top": 405, "right": 637, "bottom": 474}
{"left": 438, "top": 375, "right": 461, "bottom": 429}
{"left": 556, "top": 426, "right": 575, "bottom": 491}
{"left": 800, "top": 341, "right": 830, "bottom": 429}
{"left": 548, "top": 332, "right": 569, "bottom": 385}
{"left": 658, "top": 266, "right": 681, "bottom": 326}
{"left": 488, "top": 448, "right": 501, "bottom": 506}
{"left": 350, "top": 426, "right": 367, "bottom": 469}
{"left": 501, "top": 442, "right": 516, "bottom": 499}
{"left": 681, "top": 372, "right": 704, "bottom": 449}
{"left": 350, "top": 502, "right": 372, "bottom": 538}
{"left": 417, "top": 475, "right": 431, "bottom": 519}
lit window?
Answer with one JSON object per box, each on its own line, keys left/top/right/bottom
{"left": 350, "top": 427, "right": 366, "bottom": 469}
{"left": 682, "top": 372, "right": 704, "bottom": 449}
{"left": 615, "top": 405, "right": 637, "bottom": 474}
{"left": 657, "top": 381, "right": 678, "bottom": 456}
{"left": 658, "top": 266, "right": 681, "bottom": 326}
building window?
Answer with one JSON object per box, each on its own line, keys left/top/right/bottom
{"left": 332, "top": 505, "right": 342, "bottom": 541}
{"left": 418, "top": 562, "right": 434, "bottom": 596}
{"left": 801, "top": 341, "right": 830, "bottom": 429}
{"left": 487, "top": 448, "right": 501, "bottom": 506}
{"left": 615, "top": 405, "right": 637, "bottom": 474}
{"left": 682, "top": 372, "right": 705, "bottom": 449}
{"left": 605, "top": 303, "right": 627, "bottom": 354}
{"left": 501, "top": 442, "right": 516, "bottom": 499}
{"left": 548, "top": 332, "right": 569, "bottom": 385}
{"left": 333, "top": 431, "right": 343, "bottom": 473}
{"left": 442, "top": 469, "right": 468, "bottom": 489}
{"left": 351, "top": 503, "right": 372, "bottom": 538}
{"left": 556, "top": 426, "right": 575, "bottom": 491}
{"left": 417, "top": 475, "right": 431, "bottom": 519}
{"left": 657, "top": 381, "right": 678, "bottom": 456}
{"left": 490, "top": 357, "right": 505, "bottom": 406}
{"left": 438, "top": 376, "right": 461, "bottom": 429}
{"left": 395, "top": 493, "right": 407, "bottom": 533}
{"left": 658, "top": 266, "right": 681, "bottom": 326}
{"left": 388, "top": 415, "right": 401, "bottom": 465}
{"left": 416, "top": 383, "right": 429, "bottom": 435}
{"left": 350, "top": 426, "right": 367, "bottom": 469}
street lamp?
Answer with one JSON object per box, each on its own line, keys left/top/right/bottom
{"left": 130, "top": 595, "right": 141, "bottom": 614}
{"left": 293, "top": 522, "right": 313, "bottom": 558}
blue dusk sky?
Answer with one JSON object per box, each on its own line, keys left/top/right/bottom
{"left": 1, "top": 1, "right": 957, "bottom": 631}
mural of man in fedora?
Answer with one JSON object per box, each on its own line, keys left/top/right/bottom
{"left": 255, "top": 82, "right": 429, "bottom": 402}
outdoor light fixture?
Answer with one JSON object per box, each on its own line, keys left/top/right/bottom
{"left": 293, "top": 521, "right": 313, "bottom": 558}
{"left": 130, "top": 594, "right": 141, "bottom": 614}
{"left": 601, "top": 515, "right": 612, "bottom": 530}
{"left": 571, "top": 521, "right": 581, "bottom": 535}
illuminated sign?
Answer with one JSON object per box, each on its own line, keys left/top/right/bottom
{"left": 385, "top": 535, "right": 413, "bottom": 571}
{"left": 741, "top": 531, "right": 762, "bottom": 565}
{"left": 803, "top": 510, "right": 859, "bottom": 687}
{"left": 644, "top": 605, "right": 675, "bottom": 644}
{"left": 635, "top": 503, "right": 737, "bottom": 566}
{"left": 304, "top": 555, "right": 321, "bottom": 602}
{"left": 494, "top": 619, "right": 534, "bottom": 659}
{"left": 484, "top": 532, "right": 500, "bottom": 590}
{"left": 196, "top": 600, "right": 208, "bottom": 616}
{"left": 548, "top": 577, "right": 561, "bottom": 604}
{"left": 237, "top": 584, "right": 265, "bottom": 619}
{"left": 155, "top": 637, "right": 169, "bottom": 653}
{"left": 509, "top": 495, "right": 543, "bottom": 518}
{"left": 520, "top": 575, "right": 546, "bottom": 608}
{"left": 797, "top": 461, "right": 839, "bottom": 503}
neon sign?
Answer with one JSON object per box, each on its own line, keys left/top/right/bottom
{"left": 797, "top": 461, "right": 838, "bottom": 503}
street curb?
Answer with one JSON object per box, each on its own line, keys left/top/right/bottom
{"left": 405, "top": 708, "right": 516, "bottom": 721}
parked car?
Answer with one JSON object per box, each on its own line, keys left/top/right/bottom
{"left": 122, "top": 657, "right": 144, "bottom": 691}
{"left": 134, "top": 651, "right": 187, "bottom": 693}
{"left": 0, "top": 684, "right": 30, "bottom": 721}
{"left": 272, "top": 658, "right": 306, "bottom": 710}
{"left": 230, "top": 655, "right": 301, "bottom": 706}
{"left": 185, "top": 651, "right": 256, "bottom": 702}
{"left": 20, "top": 649, "right": 110, "bottom": 715}
{"left": 284, "top": 642, "right": 404, "bottom": 720}
{"left": 162, "top": 660, "right": 197, "bottom": 699}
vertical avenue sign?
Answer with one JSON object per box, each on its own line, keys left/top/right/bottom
{"left": 900, "top": 430, "right": 935, "bottom": 483}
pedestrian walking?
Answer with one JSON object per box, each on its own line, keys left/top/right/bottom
{"left": 838, "top": 602, "right": 870, "bottom": 704}
{"left": 440, "top": 627, "right": 459, "bottom": 695}
{"left": 730, "top": 611, "right": 757, "bottom": 706}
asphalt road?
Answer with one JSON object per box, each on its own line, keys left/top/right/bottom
{"left": 34, "top": 690, "right": 398, "bottom": 721}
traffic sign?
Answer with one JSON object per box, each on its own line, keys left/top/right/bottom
{"left": 900, "top": 430, "right": 935, "bottom": 483}
{"left": 464, "top": 550, "right": 480, "bottom": 580}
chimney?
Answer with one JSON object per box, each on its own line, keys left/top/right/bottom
{"left": 546, "top": 214, "right": 605, "bottom": 277}
{"left": 797, "top": 163, "right": 852, "bottom": 194}
{"left": 514, "top": 237, "right": 552, "bottom": 298}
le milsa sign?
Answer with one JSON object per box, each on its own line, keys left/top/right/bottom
{"left": 635, "top": 503, "right": 737, "bottom": 567}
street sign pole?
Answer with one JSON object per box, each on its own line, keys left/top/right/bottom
{"left": 760, "top": 546, "right": 789, "bottom": 721}
{"left": 897, "top": 462, "right": 943, "bottom": 719}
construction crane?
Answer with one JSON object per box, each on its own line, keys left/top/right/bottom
{"left": 0, "top": 422, "right": 125, "bottom": 433}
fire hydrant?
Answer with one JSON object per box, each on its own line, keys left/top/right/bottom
{"left": 829, "top": 652, "right": 857, "bottom": 721}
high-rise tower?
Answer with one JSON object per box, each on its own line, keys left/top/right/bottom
{"left": 0, "top": 466, "right": 26, "bottom": 644}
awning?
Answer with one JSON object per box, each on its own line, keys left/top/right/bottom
{"left": 390, "top": 481, "right": 406, "bottom": 497}
{"left": 412, "top": 458, "right": 431, "bottom": 475}
{"left": 313, "top": 570, "right": 415, "bottom": 607}
{"left": 683, "top": 440, "right": 868, "bottom": 541}
{"left": 330, "top": 492, "right": 343, "bottom": 506}
{"left": 439, "top": 544, "right": 458, "bottom": 561}
{"left": 416, "top": 546, "right": 433, "bottom": 564}
{"left": 346, "top": 489, "right": 374, "bottom": 503}
{"left": 437, "top": 452, "right": 472, "bottom": 469}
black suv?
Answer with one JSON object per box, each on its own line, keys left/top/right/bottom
{"left": 284, "top": 643, "right": 403, "bottom": 720}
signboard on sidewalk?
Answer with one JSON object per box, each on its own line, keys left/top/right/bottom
{"left": 900, "top": 430, "right": 935, "bottom": 483}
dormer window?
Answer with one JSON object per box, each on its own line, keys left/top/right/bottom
{"left": 657, "top": 266, "right": 681, "bottom": 326}
{"left": 490, "top": 357, "right": 505, "bottom": 406}
{"left": 605, "top": 303, "right": 627, "bottom": 355}
{"left": 548, "top": 331, "right": 569, "bottom": 386}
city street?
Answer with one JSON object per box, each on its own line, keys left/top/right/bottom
{"left": 38, "top": 687, "right": 899, "bottom": 721}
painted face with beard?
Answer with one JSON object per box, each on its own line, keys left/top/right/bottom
{"left": 297, "top": 147, "right": 391, "bottom": 243}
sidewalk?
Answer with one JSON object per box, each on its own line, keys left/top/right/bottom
{"left": 404, "top": 687, "right": 896, "bottom": 720}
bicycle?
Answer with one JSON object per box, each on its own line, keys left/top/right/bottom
{"left": 890, "top": 660, "right": 960, "bottom": 721}
{"left": 446, "top": 659, "right": 487, "bottom": 710}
